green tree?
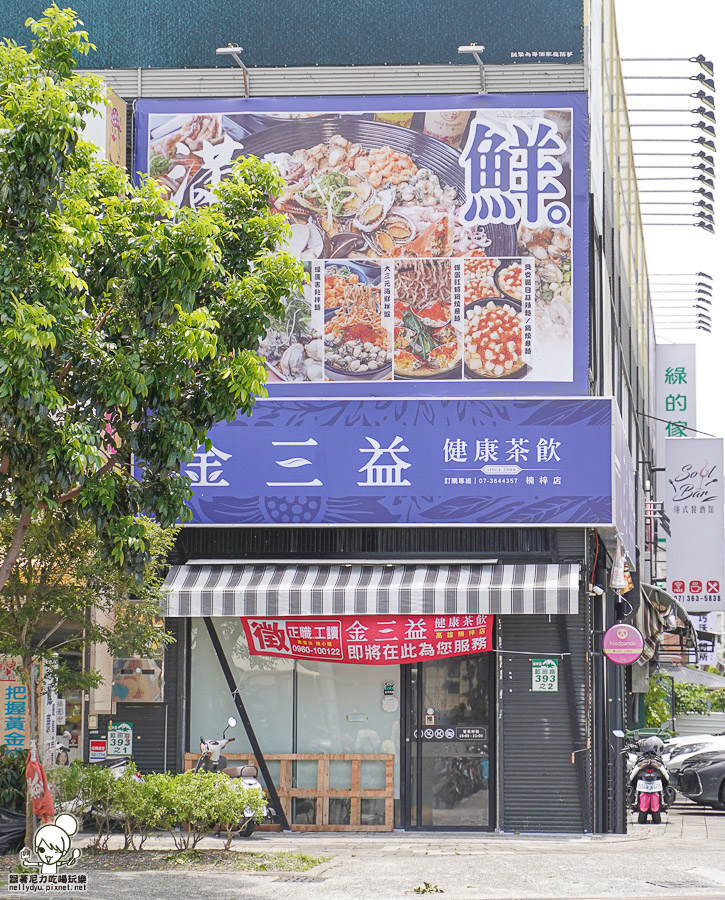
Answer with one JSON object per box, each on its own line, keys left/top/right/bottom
{"left": 0, "top": 6, "right": 302, "bottom": 591}
{"left": 644, "top": 672, "right": 671, "bottom": 728}
{"left": 0, "top": 513, "right": 176, "bottom": 844}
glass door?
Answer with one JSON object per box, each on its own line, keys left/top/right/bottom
{"left": 406, "top": 655, "right": 493, "bottom": 829}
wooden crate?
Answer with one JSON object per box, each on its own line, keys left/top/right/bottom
{"left": 184, "top": 752, "right": 395, "bottom": 832}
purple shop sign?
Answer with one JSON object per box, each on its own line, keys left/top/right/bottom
{"left": 602, "top": 624, "right": 644, "bottom": 666}
{"left": 180, "top": 397, "right": 621, "bottom": 528}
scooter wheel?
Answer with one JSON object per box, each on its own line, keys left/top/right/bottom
{"left": 637, "top": 810, "right": 648, "bottom": 824}
{"left": 651, "top": 810, "right": 661, "bottom": 825}
{"left": 239, "top": 819, "right": 255, "bottom": 838}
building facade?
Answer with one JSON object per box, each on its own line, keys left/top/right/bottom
{"left": 1, "top": 0, "right": 690, "bottom": 833}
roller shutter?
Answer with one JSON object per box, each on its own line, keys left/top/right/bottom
{"left": 499, "top": 610, "right": 590, "bottom": 833}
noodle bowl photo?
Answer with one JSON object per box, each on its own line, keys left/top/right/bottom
{"left": 324, "top": 263, "right": 392, "bottom": 379}
{"left": 393, "top": 260, "right": 460, "bottom": 379}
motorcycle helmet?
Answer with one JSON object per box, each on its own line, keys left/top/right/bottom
{"left": 640, "top": 736, "right": 664, "bottom": 755}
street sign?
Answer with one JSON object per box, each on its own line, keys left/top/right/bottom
{"left": 107, "top": 722, "right": 133, "bottom": 757}
{"left": 532, "top": 658, "right": 559, "bottom": 691}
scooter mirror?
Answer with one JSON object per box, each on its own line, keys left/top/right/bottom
{"left": 612, "top": 730, "right": 626, "bottom": 738}
{"left": 228, "top": 716, "right": 237, "bottom": 729}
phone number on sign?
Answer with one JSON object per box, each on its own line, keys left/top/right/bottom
{"left": 291, "top": 643, "right": 343, "bottom": 657}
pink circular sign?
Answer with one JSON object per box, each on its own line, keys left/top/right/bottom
{"left": 602, "top": 624, "right": 644, "bottom": 665}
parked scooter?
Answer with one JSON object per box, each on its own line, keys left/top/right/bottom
{"left": 194, "top": 716, "right": 268, "bottom": 838}
{"left": 615, "top": 730, "right": 674, "bottom": 824}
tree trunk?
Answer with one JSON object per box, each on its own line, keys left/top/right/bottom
{"left": 23, "top": 658, "right": 38, "bottom": 848}
{"left": 0, "top": 513, "right": 32, "bottom": 595}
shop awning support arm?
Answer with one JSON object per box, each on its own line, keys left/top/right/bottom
{"left": 203, "top": 617, "right": 291, "bottom": 831}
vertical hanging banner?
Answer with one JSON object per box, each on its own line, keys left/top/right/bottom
{"left": 655, "top": 344, "right": 697, "bottom": 464}
{"left": 0, "top": 657, "right": 29, "bottom": 750}
{"left": 666, "top": 438, "right": 724, "bottom": 611}
{"left": 690, "top": 612, "right": 719, "bottom": 667}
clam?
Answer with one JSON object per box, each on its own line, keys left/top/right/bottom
{"left": 353, "top": 186, "right": 396, "bottom": 232}
{"left": 330, "top": 232, "right": 363, "bottom": 258}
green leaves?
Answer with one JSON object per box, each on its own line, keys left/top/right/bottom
{"left": 0, "top": 8, "right": 303, "bottom": 584}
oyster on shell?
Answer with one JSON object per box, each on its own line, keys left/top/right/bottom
{"left": 362, "top": 214, "right": 416, "bottom": 255}
{"left": 353, "top": 186, "right": 396, "bottom": 232}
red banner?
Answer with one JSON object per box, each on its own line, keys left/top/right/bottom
{"left": 241, "top": 614, "right": 493, "bottom": 665}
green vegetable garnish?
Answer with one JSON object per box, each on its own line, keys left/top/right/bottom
{"left": 402, "top": 310, "right": 437, "bottom": 361}
{"left": 149, "top": 151, "right": 171, "bottom": 177}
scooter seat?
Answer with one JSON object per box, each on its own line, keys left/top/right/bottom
{"left": 223, "top": 766, "right": 247, "bottom": 778}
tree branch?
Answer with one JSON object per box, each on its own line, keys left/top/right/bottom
{"left": 56, "top": 306, "right": 115, "bottom": 385}
{"left": 35, "top": 455, "right": 118, "bottom": 510}
{"left": 36, "top": 618, "right": 66, "bottom": 649}
{"left": 0, "top": 512, "right": 32, "bottom": 595}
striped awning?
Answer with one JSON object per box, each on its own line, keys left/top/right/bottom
{"left": 636, "top": 582, "right": 699, "bottom": 663}
{"left": 162, "top": 562, "right": 580, "bottom": 617}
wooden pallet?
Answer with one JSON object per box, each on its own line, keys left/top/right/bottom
{"left": 184, "top": 752, "right": 395, "bottom": 832}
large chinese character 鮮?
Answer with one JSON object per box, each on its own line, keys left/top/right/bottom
{"left": 459, "top": 117, "right": 568, "bottom": 227}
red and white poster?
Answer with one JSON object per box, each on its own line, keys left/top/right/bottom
{"left": 241, "top": 614, "right": 493, "bottom": 665}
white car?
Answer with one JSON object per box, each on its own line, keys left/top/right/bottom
{"left": 666, "top": 735, "right": 725, "bottom": 782}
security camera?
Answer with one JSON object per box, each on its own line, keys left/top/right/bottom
{"left": 588, "top": 584, "right": 605, "bottom": 597}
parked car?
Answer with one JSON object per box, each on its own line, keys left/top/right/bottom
{"left": 678, "top": 750, "right": 725, "bottom": 808}
{"left": 664, "top": 736, "right": 725, "bottom": 786}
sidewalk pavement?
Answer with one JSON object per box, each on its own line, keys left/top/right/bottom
{"left": 19, "top": 799, "right": 725, "bottom": 900}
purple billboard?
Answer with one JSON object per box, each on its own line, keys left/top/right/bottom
{"left": 135, "top": 93, "right": 589, "bottom": 398}
{"left": 182, "top": 398, "right": 614, "bottom": 527}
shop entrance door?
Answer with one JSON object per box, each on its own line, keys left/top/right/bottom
{"left": 404, "top": 655, "right": 494, "bottom": 829}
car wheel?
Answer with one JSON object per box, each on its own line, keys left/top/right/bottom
{"left": 718, "top": 781, "right": 725, "bottom": 810}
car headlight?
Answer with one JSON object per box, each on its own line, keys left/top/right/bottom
{"left": 671, "top": 743, "right": 707, "bottom": 759}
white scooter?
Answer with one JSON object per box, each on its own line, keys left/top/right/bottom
{"left": 194, "top": 716, "right": 268, "bottom": 838}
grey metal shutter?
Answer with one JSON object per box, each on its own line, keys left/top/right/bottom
{"left": 113, "top": 618, "right": 182, "bottom": 774}
{"left": 498, "top": 611, "right": 590, "bottom": 833}
{"left": 114, "top": 703, "right": 170, "bottom": 774}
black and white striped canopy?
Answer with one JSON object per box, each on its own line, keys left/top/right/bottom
{"left": 162, "top": 563, "right": 580, "bottom": 617}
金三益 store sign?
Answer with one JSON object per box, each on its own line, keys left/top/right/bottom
{"left": 135, "top": 93, "right": 589, "bottom": 397}
{"left": 181, "top": 397, "right": 633, "bottom": 536}
{"left": 242, "top": 614, "right": 493, "bottom": 665}
{"left": 666, "top": 437, "right": 725, "bottom": 611}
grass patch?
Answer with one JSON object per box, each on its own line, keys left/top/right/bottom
{"left": 0, "top": 848, "right": 327, "bottom": 874}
